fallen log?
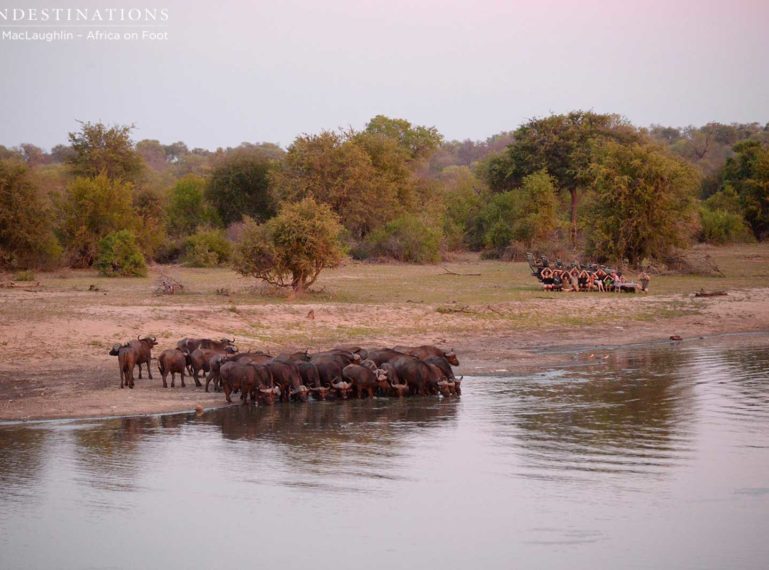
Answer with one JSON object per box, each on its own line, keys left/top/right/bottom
{"left": 694, "top": 290, "right": 728, "bottom": 298}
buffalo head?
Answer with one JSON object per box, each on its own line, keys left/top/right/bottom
{"left": 331, "top": 379, "right": 353, "bottom": 399}
{"left": 139, "top": 335, "right": 159, "bottom": 347}
{"left": 445, "top": 349, "right": 459, "bottom": 366}
{"left": 290, "top": 384, "right": 310, "bottom": 402}
{"left": 309, "top": 386, "right": 330, "bottom": 401}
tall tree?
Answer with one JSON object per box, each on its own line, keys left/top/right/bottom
{"left": 486, "top": 111, "right": 641, "bottom": 243}
{"left": 586, "top": 142, "right": 700, "bottom": 264}
{"left": 364, "top": 115, "right": 443, "bottom": 160}
{"left": 722, "top": 141, "right": 769, "bottom": 239}
{"left": 0, "top": 160, "right": 61, "bottom": 268}
{"left": 59, "top": 173, "right": 139, "bottom": 267}
{"left": 272, "top": 131, "right": 405, "bottom": 239}
{"left": 167, "top": 175, "right": 219, "bottom": 237}
{"left": 206, "top": 148, "right": 274, "bottom": 226}
{"left": 66, "top": 122, "right": 144, "bottom": 181}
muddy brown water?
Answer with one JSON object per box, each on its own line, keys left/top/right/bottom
{"left": 1, "top": 334, "right": 768, "bottom": 569}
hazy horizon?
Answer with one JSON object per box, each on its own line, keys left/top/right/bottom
{"left": 1, "top": 0, "right": 767, "bottom": 150}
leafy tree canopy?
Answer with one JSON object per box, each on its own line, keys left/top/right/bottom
{"left": 67, "top": 121, "right": 144, "bottom": 181}
{"left": 233, "top": 197, "right": 344, "bottom": 292}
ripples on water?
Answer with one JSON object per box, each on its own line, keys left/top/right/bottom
{"left": 1, "top": 335, "right": 768, "bottom": 569}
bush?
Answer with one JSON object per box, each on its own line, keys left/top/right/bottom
{"left": 233, "top": 197, "right": 345, "bottom": 292}
{"left": 0, "top": 159, "right": 62, "bottom": 270}
{"left": 699, "top": 207, "right": 754, "bottom": 244}
{"left": 95, "top": 230, "right": 147, "bottom": 277}
{"left": 13, "top": 269, "right": 35, "bottom": 281}
{"left": 355, "top": 214, "right": 441, "bottom": 263}
{"left": 59, "top": 173, "right": 138, "bottom": 267}
{"left": 183, "top": 228, "right": 232, "bottom": 267}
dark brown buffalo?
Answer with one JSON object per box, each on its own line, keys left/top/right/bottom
{"left": 127, "top": 336, "right": 158, "bottom": 379}
{"left": 177, "top": 337, "right": 237, "bottom": 353}
{"left": 294, "top": 361, "right": 329, "bottom": 400}
{"left": 219, "top": 361, "right": 279, "bottom": 405}
{"left": 110, "top": 343, "right": 137, "bottom": 389}
{"left": 329, "top": 378, "right": 353, "bottom": 399}
{"left": 158, "top": 348, "right": 189, "bottom": 388}
{"left": 424, "top": 355, "right": 462, "bottom": 395}
{"left": 364, "top": 348, "right": 407, "bottom": 366}
{"left": 333, "top": 346, "right": 369, "bottom": 360}
{"left": 188, "top": 348, "right": 223, "bottom": 387}
{"left": 342, "top": 364, "right": 388, "bottom": 399}
{"left": 393, "top": 345, "right": 459, "bottom": 366}
{"left": 388, "top": 355, "right": 433, "bottom": 396}
{"left": 425, "top": 363, "right": 453, "bottom": 396}
{"left": 309, "top": 350, "right": 361, "bottom": 389}
{"left": 265, "top": 358, "right": 304, "bottom": 403}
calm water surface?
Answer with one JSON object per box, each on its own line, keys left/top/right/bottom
{"left": 1, "top": 335, "right": 768, "bottom": 569}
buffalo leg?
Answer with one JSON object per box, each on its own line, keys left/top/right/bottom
{"left": 170, "top": 372, "right": 175, "bottom": 388}
{"left": 162, "top": 372, "right": 168, "bottom": 388}
{"left": 181, "top": 372, "right": 186, "bottom": 388}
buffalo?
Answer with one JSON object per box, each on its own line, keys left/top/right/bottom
{"left": 393, "top": 345, "right": 459, "bottom": 366}
{"left": 158, "top": 348, "right": 189, "bottom": 388}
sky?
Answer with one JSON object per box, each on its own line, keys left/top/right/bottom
{"left": 1, "top": 0, "right": 767, "bottom": 150}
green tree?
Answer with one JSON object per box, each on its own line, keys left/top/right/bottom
{"left": 206, "top": 148, "right": 274, "bottom": 226}
{"left": 364, "top": 115, "right": 443, "bottom": 160}
{"left": 167, "top": 175, "right": 219, "bottom": 237}
{"left": 358, "top": 214, "right": 442, "bottom": 263}
{"left": 0, "top": 160, "right": 62, "bottom": 269}
{"left": 435, "top": 166, "right": 485, "bottom": 250}
{"left": 272, "top": 131, "right": 404, "bottom": 239}
{"left": 486, "top": 111, "right": 641, "bottom": 242}
{"left": 67, "top": 122, "right": 144, "bottom": 181}
{"left": 133, "top": 187, "right": 167, "bottom": 259}
{"left": 233, "top": 197, "right": 344, "bottom": 292}
{"left": 59, "top": 173, "right": 139, "bottom": 267}
{"left": 586, "top": 142, "right": 700, "bottom": 265}
{"left": 722, "top": 141, "right": 769, "bottom": 240}
{"left": 183, "top": 228, "right": 231, "bottom": 267}
{"left": 95, "top": 230, "right": 147, "bottom": 277}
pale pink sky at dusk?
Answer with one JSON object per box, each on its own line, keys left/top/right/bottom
{"left": 1, "top": 0, "right": 767, "bottom": 148}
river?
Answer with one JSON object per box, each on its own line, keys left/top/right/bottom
{"left": 1, "top": 334, "right": 768, "bottom": 569}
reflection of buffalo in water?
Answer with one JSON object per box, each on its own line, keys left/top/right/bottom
{"left": 198, "top": 398, "right": 460, "bottom": 488}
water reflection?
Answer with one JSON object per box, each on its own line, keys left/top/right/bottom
{"left": 484, "top": 345, "right": 698, "bottom": 480}
{"left": 73, "top": 417, "right": 156, "bottom": 494}
{"left": 196, "top": 398, "right": 460, "bottom": 493}
{"left": 0, "top": 426, "right": 49, "bottom": 508}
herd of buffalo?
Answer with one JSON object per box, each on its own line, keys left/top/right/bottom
{"left": 109, "top": 337, "right": 462, "bottom": 405}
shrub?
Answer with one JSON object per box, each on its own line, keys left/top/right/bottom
{"left": 13, "top": 269, "right": 35, "bottom": 281}
{"left": 59, "top": 173, "right": 138, "bottom": 267}
{"left": 0, "top": 159, "right": 62, "bottom": 270}
{"left": 95, "top": 230, "right": 147, "bottom": 277}
{"left": 167, "top": 175, "right": 220, "bottom": 237}
{"left": 233, "top": 197, "right": 345, "bottom": 292}
{"left": 699, "top": 207, "right": 754, "bottom": 244}
{"left": 356, "top": 214, "right": 441, "bottom": 263}
{"left": 183, "top": 228, "right": 232, "bottom": 267}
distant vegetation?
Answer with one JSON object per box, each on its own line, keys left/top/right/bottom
{"left": 1, "top": 114, "right": 768, "bottom": 288}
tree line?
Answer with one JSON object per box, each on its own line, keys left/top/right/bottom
{"left": 1, "top": 113, "right": 768, "bottom": 289}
